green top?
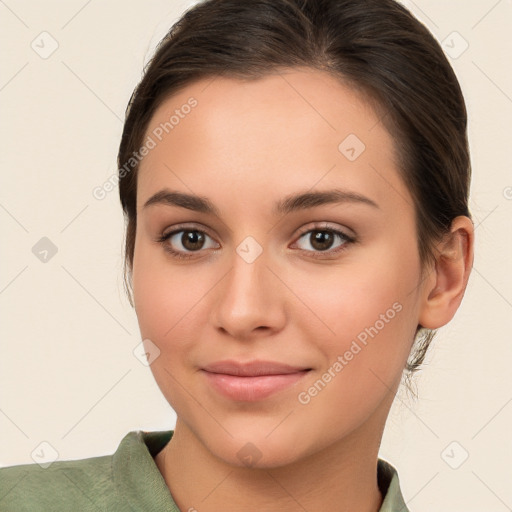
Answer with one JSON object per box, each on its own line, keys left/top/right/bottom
{"left": 0, "top": 430, "right": 409, "bottom": 511}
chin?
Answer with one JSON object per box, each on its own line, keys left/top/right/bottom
{"left": 197, "top": 422, "right": 317, "bottom": 470}
{"left": 223, "top": 441, "right": 305, "bottom": 470}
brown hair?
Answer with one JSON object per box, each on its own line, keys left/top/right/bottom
{"left": 117, "top": 0, "right": 471, "bottom": 382}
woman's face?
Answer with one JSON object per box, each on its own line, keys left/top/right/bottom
{"left": 132, "top": 68, "right": 429, "bottom": 467}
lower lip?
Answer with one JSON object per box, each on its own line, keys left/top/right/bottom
{"left": 202, "top": 370, "right": 310, "bottom": 401}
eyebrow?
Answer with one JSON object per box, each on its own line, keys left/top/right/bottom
{"left": 142, "top": 188, "right": 379, "bottom": 215}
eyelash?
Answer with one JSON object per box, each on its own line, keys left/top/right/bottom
{"left": 156, "top": 223, "right": 356, "bottom": 261}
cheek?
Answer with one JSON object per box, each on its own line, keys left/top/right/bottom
{"left": 132, "top": 247, "right": 212, "bottom": 411}
{"left": 133, "top": 239, "right": 211, "bottom": 341}
{"left": 290, "top": 263, "right": 416, "bottom": 438}
{"left": 288, "top": 243, "right": 420, "bottom": 407}
{"left": 290, "top": 249, "right": 419, "bottom": 344}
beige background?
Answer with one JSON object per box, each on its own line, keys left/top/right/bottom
{"left": 0, "top": 0, "right": 511, "bottom": 510}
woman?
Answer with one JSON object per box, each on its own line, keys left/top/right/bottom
{"left": 0, "top": 0, "right": 474, "bottom": 510}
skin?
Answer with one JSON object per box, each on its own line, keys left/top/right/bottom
{"left": 131, "top": 68, "right": 474, "bottom": 512}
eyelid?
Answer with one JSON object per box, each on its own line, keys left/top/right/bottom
{"left": 161, "top": 222, "right": 217, "bottom": 240}
{"left": 292, "top": 221, "right": 354, "bottom": 240}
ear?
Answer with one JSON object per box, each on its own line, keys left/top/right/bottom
{"left": 418, "top": 216, "right": 474, "bottom": 330}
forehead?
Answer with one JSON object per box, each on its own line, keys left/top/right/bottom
{"left": 137, "top": 68, "right": 411, "bottom": 216}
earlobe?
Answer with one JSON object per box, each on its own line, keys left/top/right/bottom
{"left": 418, "top": 216, "right": 474, "bottom": 330}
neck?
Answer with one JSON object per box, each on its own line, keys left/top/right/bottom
{"left": 155, "top": 414, "right": 388, "bottom": 512}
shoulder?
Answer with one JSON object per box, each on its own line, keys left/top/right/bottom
{"left": 0, "top": 430, "right": 175, "bottom": 512}
{"left": 0, "top": 431, "right": 159, "bottom": 512}
{"left": 0, "top": 452, "right": 117, "bottom": 511}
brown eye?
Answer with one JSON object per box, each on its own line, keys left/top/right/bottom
{"left": 309, "top": 231, "right": 335, "bottom": 251}
{"left": 181, "top": 231, "right": 206, "bottom": 251}
{"left": 160, "top": 229, "right": 219, "bottom": 256}
{"left": 294, "top": 228, "right": 353, "bottom": 254}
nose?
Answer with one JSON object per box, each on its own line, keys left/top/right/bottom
{"left": 211, "top": 246, "right": 287, "bottom": 340}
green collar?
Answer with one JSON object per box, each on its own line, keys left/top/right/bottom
{"left": 113, "top": 430, "right": 409, "bottom": 511}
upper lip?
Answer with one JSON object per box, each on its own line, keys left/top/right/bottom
{"left": 202, "top": 360, "right": 311, "bottom": 377}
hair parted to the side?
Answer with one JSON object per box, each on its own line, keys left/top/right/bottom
{"left": 117, "top": 0, "right": 471, "bottom": 384}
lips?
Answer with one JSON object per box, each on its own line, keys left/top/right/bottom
{"left": 201, "top": 360, "right": 311, "bottom": 401}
